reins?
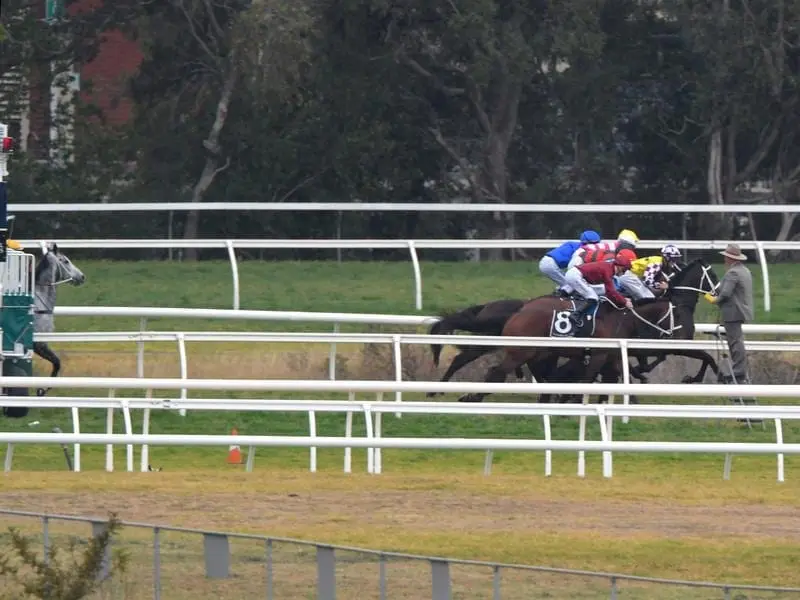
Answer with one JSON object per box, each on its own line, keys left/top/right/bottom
{"left": 628, "top": 302, "right": 679, "bottom": 337}
{"left": 625, "top": 260, "right": 720, "bottom": 337}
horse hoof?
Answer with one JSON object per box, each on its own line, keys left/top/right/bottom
{"left": 458, "top": 394, "right": 481, "bottom": 403}
{"left": 36, "top": 388, "right": 47, "bottom": 397}
{"left": 426, "top": 392, "right": 440, "bottom": 398}
{"left": 680, "top": 376, "right": 694, "bottom": 384}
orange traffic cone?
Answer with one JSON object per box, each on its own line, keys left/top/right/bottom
{"left": 227, "top": 428, "right": 243, "bottom": 464}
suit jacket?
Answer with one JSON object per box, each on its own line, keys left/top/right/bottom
{"left": 716, "top": 262, "right": 754, "bottom": 322}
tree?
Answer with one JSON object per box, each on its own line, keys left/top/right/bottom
{"left": 650, "top": 0, "right": 800, "bottom": 239}
{"left": 323, "top": 0, "right": 606, "bottom": 258}
{"left": 132, "top": 0, "right": 318, "bottom": 259}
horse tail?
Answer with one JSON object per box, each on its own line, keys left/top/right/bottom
{"left": 428, "top": 304, "right": 487, "bottom": 367}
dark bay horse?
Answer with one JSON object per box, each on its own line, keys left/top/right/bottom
{"left": 535, "top": 258, "right": 722, "bottom": 400}
{"left": 427, "top": 296, "right": 640, "bottom": 398}
{"left": 457, "top": 298, "right": 679, "bottom": 403}
{"left": 625, "top": 258, "right": 721, "bottom": 384}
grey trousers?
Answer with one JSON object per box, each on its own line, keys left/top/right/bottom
{"left": 539, "top": 256, "right": 568, "bottom": 287}
{"left": 617, "top": 271, "right": 655, "bottom": 300}
{"left": 724, "top": 320, "right": 750, "bottom": 382}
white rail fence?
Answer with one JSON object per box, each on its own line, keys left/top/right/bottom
{"left": 43, "top": 306, "right": 800, "bottom": 421}
{"left": 10, "top": 201, "right": 800, "bottom": 213}
{"left": 52, "top": 304, "right": 800, "bottom": 334}
{"left": 32, "top": 329, "right": 800, "bottom": 414}
{"left": 1, "top": 376, "right": 797, "bottom": 481}
{"left": 20, "top": 237, "right": 798, "bottom": 311}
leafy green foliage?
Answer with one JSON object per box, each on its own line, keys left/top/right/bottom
{"left": 6, "top": 0, "right": 800, "bottom": 245}
{"left": 0, "top": 514, "right": 128, "bottom": 600}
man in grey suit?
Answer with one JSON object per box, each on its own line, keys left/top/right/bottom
{"left": 710, "top": 243, "right": 754, "bottom": 384}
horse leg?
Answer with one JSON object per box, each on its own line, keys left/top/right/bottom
{"left": 33, "top": 341, "right": 61, "bottom": 396}
{"left": 676, "top": 350, "right": 720, "bottom": 383}
{"left": 427, "top": 346, "right": 491, "bottom": 398}
{"left": 631, "top": 350, "right": 720, "bottom": 384}
{"left": 458, "top": 349, "right": 535, "bottom": 403}
{"left": 630, "top": 352, "right": 665, "bottom": 381}
{"left": 528, "top": 354, "right": 561, "bottom": 402}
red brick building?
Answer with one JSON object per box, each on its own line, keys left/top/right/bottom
{"left": 5, "top": 0, "right": 142, "bottom": 156}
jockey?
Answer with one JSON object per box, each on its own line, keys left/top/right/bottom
{"left": 564, "top": 250, "right": 634, "bottom": 328}
{"left": 614, "top": 247, "right": 656, "bottom": 300}
{"left": 567, "top": 228, "right": 639, "bottom": 270}
{"left": 632, "top": 244, "right": 683, "bottom": 296}
{"left": 539, "top": 229, "right": 601, "bottom": 289}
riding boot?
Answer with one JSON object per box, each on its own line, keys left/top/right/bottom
{"left": 569, "top": 300, "right": 593, "bottom": 327}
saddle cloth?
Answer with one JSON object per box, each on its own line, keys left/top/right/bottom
{"left": 549, "top": 299, "right": 600, "bottom": 338}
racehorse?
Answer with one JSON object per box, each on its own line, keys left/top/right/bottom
{"left": 33, "top": 243, "right": 86, "bottom": 396}
{"left": 428, "top": 299, "right": 529, "bottom": 393}
{"left": 626, "top": 258, "right": 721, "bottom": 384}
{"left": 457, "top": 297, "right": 679, "bottom": 403}
{"left": 535, "top": 258, "right": 722, "bottom": 401}
{"left": 427, "top": 296, "right": 646, "bottom": 400}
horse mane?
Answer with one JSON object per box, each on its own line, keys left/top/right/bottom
{"left": 34, "top": 251, "right": 52, "bottom": 284}
{"left": 668, "top": 257, "right": 707, "bottom": 287}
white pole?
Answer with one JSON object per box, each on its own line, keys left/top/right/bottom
{"left": 226, "top": 240, "right": 240, "bottom": 310}
{"left": 407, "top": 241, "right": 423, "bottom": 310}
{"left": 755, "top": 242, "right": 771, "bottom": 313}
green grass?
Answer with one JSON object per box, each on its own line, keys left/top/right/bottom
{"left": 3, "top": 258, "right": 799, "bottom": 475}
{"left": 49, "top": 258, "right": 800, "bottom": 330}
{"left": 4, "top": 259, "right": 800, "bottom": 592}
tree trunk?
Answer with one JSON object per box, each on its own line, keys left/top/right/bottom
{"left": 485, "top": 136, "right": 509, "bottom": 261}
{"left": 707, "top": 129, "right": 723, "bottom": 205}
{"left": 700, "top": 128, "right": 730, "bottom": 239}
{"left": 481, "top": 81, "right": 521, "bottom": 261}
{"left": 183, "top": 65, "right": 238, "bottom": 260}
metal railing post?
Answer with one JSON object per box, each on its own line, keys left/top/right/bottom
{"left": 226, "top": 240, "right": 240, "bottom": 310}
{"left": 153, "top": 527, "right": 161, "bottom": 600}
{"left": 407, "top": 241, "right": 423, "bottom": 310}
{"left": 317, "top": 546, "right": 336, "bottom": 599}
{"left": 755, "top": 241, "right": 770, "bottom": 312}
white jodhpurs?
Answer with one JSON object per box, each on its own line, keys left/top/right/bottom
{"left": 539, "top": 256, "right": 568, "bottom": 287}
{"left": 617, "top": 271, "right": 655, "bottom": 300}
{"left": 567, "top": 252, "right": 584, "bottom": 270}
{"left": 564, "top": 268, "right": 599, "bottom": 302}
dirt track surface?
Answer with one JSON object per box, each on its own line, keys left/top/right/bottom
{"left": 2, "top": 490, "right": 798, "bottom": 542}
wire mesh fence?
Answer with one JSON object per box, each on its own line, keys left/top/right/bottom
{"left": 0, "top": 509, "right": 798, "bottom": 600}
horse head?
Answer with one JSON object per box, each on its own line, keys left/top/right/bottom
{"left": 36, "top": 243, "right": 87, "bottom": 288}
{"left": 666, "top": 258, "right": 719, "bottom": 300}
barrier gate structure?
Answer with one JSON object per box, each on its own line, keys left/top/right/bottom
{"left": 0, "top": 123, "right": 36, "bottom": 408}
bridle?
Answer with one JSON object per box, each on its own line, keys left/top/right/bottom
{"left": 629, "top": 301, "right": 680, "bottom": 337}
{"left": 666, "top": 261, "right": 719, "bottom": 296}
{"left": 40, "top": 252, "right": 76, "bottom": 287}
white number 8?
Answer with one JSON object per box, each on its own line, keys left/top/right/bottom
{"left": 554, "top": 311, "right": 573, "bottom": 334}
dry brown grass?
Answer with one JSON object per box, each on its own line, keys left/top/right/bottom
{"left": 14, "top": 344, "right": 800, "bottom": 596}
{"left": 42, "top": 341, "right": 800, "bottom": 386}
{"left": 38, "top": 341, "right": 466, "bottom": 382}
{"left": 1, "top": 471, "right": 800, "bottom": 596}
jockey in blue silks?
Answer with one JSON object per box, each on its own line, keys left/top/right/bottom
{"left": 539, "top": 230, "right": 602, "bottom": 289}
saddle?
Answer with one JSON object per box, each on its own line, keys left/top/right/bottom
{"left": 549, "top": 298, "right": 600, "bottom": 338}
